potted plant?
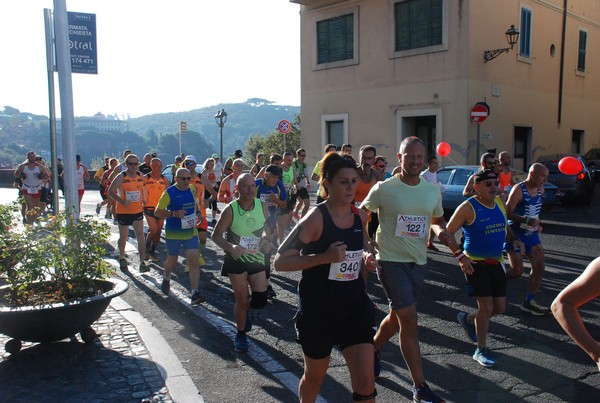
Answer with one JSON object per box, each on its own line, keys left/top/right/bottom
{"left": 0, "top": 203, "right": 128, "bottom": 354}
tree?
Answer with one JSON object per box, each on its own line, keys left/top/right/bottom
{"left": 243, "top": 114, "right": 301, "bottom": 162}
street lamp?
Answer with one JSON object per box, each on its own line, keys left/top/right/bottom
{"left": 484, "top": 25, "right": 520, "bottom": 62}
{"left": 214, "top": 109, "right": 227, "bottom": 161}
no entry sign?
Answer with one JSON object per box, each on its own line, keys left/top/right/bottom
{"left": 470, "top": 104, "right": 489, "bottom": 123}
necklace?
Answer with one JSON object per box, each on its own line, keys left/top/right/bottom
{"left": 236, "top": 200, "right": 254, "bottom": 216}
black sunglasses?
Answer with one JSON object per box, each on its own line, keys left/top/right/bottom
{"left": 177, "top": 176, "right": 191, "bottom": 180}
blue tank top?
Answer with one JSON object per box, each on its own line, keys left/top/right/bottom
{"left": 164, "top": 184, "right": 197, "bottom": 239}
{"left": 463, "top": 197, "right": 506, "bottom": 260}
{"left": 508, "top": 182, "right": 543, "bottom": 236}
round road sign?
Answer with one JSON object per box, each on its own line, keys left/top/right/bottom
{"left": 470, "top": 104, "right": 489, "bottom": 123}
{"left": 277, "top": 119, "right": 291, "bottom": 134}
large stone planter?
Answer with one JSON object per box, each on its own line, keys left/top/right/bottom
{"left": 0, "top": 278, "right": 128, "bottom": 353}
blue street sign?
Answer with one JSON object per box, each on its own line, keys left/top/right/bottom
{"left": 67, "top": 12, "right": 97, "bottom": 74}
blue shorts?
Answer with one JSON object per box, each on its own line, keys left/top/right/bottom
{"left": 504, "top": 232, "right": 541, "bottom": 255}
{"left": 166, "top": 236, "right": 198, "bottom": 256}
{"left": 377, "top": 261, "right": 427, "bottom": 310}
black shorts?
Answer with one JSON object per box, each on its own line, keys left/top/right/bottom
{"left": 143, "top": 207, "right": 160, "bottom": 219}
{"left": 221, "top": 255, "right": 267, "bottom": 276}
{"left": 99, "top": 185, "right": 107, "bottom": 200}
{"left": 116, "top": 212, "right": 144, "bottom": 226}
{"left": 296, "top": 187, "right": 309, "bottom": 200}
{"left": 466, "top": 260, "right": 507, "bottom": 298}
{"left": 295, "top": 294, "right": 375, "bottom": 359}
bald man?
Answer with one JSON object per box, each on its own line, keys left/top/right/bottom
{"left": 504, "top": 163, "right": 550, "bottom": 316}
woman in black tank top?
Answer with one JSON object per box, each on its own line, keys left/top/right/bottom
{"left": 274, "top": 152, "right": 378, "bottom": 403}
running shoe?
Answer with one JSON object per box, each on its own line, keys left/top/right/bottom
{"left": 426, "top": 243, "right": 439, "bottom": 251}
{"left": 161, "top": 278, "right": 170, "bottom": 295}
{"left": 95, "top": 203, "right": 101, "bottom": 214}
{"left": 139, "top": 262, "right": 150, "bottom": 273}
{"left": 457, "top": 312, "right": 477, "bottom": 343}
{"left": 413, "top": 383, "right": 445, "bottom": 403}
{"left": 374, "top": 350, "right": 381, "bottom": 378}
{"left": 520, "top": 299, "right": 547, "bottom": 316}
{"left": 266, "top": 284, "right": 277, "bottom": 300}
{"left": 473, "top": 347, "right": 496, "bottom": 367}
{"left": 119, "top": 257, "right": 128, "bottom": 271}
{"left": 234, "top": 332, "right": 249, "bottom": 352}
{"left": 148, "top": 251, "right": 160, "bottom": 262}
{"left": 191, "top": 290, "right": 206, "bottom": 305}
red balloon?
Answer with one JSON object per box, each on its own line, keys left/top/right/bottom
{"left": 436, "top": 142, "right": 451, "bottom": 157}
{"left": 558, "top": 156, "right": 583, "bottom": 175}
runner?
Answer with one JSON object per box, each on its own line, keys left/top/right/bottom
{"left": 108, "top": 153, "right": 149, "bottom": 273}
{"left": 101, "top": 158, "right": 119, "bottom": 220}
{"left": 155, "top": 167, "right": 206, "bottom": 305}
{"left": 223, "top": 149, "right": 243, "bottom": 177}
{"left": 250, "top": 153, "right": 265, "bottom": 177}
{"left": 311, "top": 144, "right": 337, "bottom": 204}
{"left": 276, "top": 152, "right": 297, "bottom": 243}
{"left": 292, "top": 148, "right": 310, "bottom": 220}
{"left": 274, "top": 152, "right": 378, "bottom": 403}
{"left": 143, "top": 157, "right": 170, "bottom": 262}
{"left": 75, "top": 154, "right": 90, "bottom": 211}
{"left": 94, "top": 157, "right": 111, "bottom": 215}
{"left": 361, "top": 136, "right": 447, "bottom": 402}
{"left": 444, "top": 169, "right": 524, "bottom": 367}
{"left": 218, "top": 158, "right": 244, "bottom": 204}
{"left": 505, "top": 163, "right": 550, "bottom": 315}
{"left": 212, "top": 173, "right": 275, "bottom": 352}
{"left": 355, "top": 145, "right": 382, "bottom": 239}
{"left": 201, "top": 157, "right": 220, "bottom": 224}
{"left": 420, "top": 155, "right": 446, "bottom": 251}
{"left": 14, "top": 151, "right": 50, "bottom": 224}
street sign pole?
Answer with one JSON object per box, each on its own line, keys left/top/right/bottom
{"left": 476, "top": 122, "right": 481, "bottom": 164}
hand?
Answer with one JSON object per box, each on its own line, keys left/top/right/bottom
{"left": 325, "top": 241, "right": 347, "bottom": 263}
{"left": 458, "top": 256, "right": 474, "bottom": 275}
{"left": 363, "top": 251, "right": 378, "bottom": 272}
{"left": 513, "top": 240, "right": 525, "bottom": 255}
{"left": 259, "top": 238, "right": 273, "bottom": 254}
{"left": 230, "top": 244, "right": 245, "bottom": 259}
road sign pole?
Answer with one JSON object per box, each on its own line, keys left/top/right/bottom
{"left": 476, "top": 122, "right": 481, "bottom": 164}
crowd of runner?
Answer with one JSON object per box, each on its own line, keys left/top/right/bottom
{"left": 11, "top": 143, "right": 600, "bottom": 403}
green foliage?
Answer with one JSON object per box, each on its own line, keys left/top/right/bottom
{"left": 0, "top": 204, "right": 113, "bottom": 306}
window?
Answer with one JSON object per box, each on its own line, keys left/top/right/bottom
{"left": 520, "top": 7, "right": 532, "bottom": 58}
{"left": 394, "top": 0, "right": 443, "bottom": 52}
{"left": 572, "top": 130, "right": 584, "bottom": 154}
{"left": 317, "top": 14, "right": 354, "bottom": 64}
{"left": 577, "top": 30, "right": 587, "bottom": 72}
{"left": 327, "top": 120, "right": 345, "bottom": 146}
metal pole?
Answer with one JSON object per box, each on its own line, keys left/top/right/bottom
{"left": 44, "top": 8, "right": 60, "bottom": 214}
{"left": 179, "top": 131, "right": 182, "bottom": 156}
{"left": 53, "top": 0, "right": 78, "bottom": 217}
{"left": 219, "top": 125, "right": 223, "bottom": 162}
{"left": 476, "top": 122, "right": 481, "bottom": 164}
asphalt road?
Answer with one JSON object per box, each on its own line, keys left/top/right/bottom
{"left": 2, "top": 187, "right": 600, "bottom": 402}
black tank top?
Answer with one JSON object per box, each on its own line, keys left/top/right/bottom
{"left": 298, "top": 203, "right": 366, "bottom": 308}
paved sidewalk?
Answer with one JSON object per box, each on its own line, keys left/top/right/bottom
{"left": 0, "top": 296, "right": 200, "bottom": 402}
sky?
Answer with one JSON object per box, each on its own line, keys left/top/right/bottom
{"left": 0, "top": 0, "right": 301, "bottom": 118}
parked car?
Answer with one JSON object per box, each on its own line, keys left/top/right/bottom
{"left": 582, "top": 148, "right": 600, "bottom": 182}
{"left": 436, "top": 165, "right": 559, "bottom": 216}
{"left": 536, "top": 154, "right": 594, "bottom": 205}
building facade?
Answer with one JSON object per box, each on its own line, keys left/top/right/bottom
{"left": 292, "top": 0, "right": 600, "bottom": 171}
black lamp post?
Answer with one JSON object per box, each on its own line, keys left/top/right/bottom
{"left": 214, "top": 109, "right": 227, "bottom": 161}
{"left": 484, "top": 25, "right": 520, "bottom": 62}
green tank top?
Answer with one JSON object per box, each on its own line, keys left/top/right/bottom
{"left": 227, "top": 198, "right": 267, "bottom": 263}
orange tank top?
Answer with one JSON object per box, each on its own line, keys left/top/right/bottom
{"left": 116, "top": 172, "right": 144, "bottom": 214}
{"left": 498, "top": 170, "right": 512, "bottom": 191}
{"left": 144, "top": 174, "right": 169, "bottom": 208}
{"left": 190, "top": 176, "right": 207, "bottom": 218}
{"left": 355, "top": 176, "right": 377, "bottom": 203}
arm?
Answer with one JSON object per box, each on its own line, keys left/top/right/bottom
{"left": 439, "top": 202, "right": 475, "bottom": 275}
{"left": 217, "top": 177, "right": 231, "bottom": 203}
{"left": 107, "top": 174, "right": 127, "bottom": 205}
{"left": 14, "top": 164, "right": 24, "bottom": 178}
{"left": 83, "top": 165, "right": 90, "bottom": 181}
{"left": 552, "top": 257, "right": 600, "bottom": 369}
{"left": 94, "top": 167, "right": 104, "bottom": 183}
{"left": 201, "top": 172, "right": 218, "bottom": 198}
{"left": 462, "top": 175, "right": 475, "bottom": 197}
{"left": 257, "top": 166, "right": 267, "bottom": 180}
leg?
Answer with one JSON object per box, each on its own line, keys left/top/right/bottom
{"left": 474, "top": 296, "right": 494, "bottom": 349}
{"left": 145, "top": 215, "right": 159, "bottom": 247}
{"left": 131, "top": 219, "right": 146, "bottom": 261}
{"left": 527, "top": 245, "right": 545, "bottom": 295}
{"left": 277, "top": 213, "right": 292, "bottom": 243}
{"left": 373, "top": 311, "right": 400, "bottom": 352}
{"left": 228, "top": 272, "right": 251, "bottom": 331}
{"left": 117, "top": 224, "right": 129, "bottom": 259}
{"left": 299, "top": 355, "right": 330, "bottom": 403}
{"left": 342, "top": 343, "right": 376, "bottom": 403}
{"left": 301, "top": 196, "right": 310, "bottom": 217}
{"left": 393, "top": 305, "right": 425, "bottom": 387}
{"left": 505, "top": 250, "right": 524, "bottom": 279}
{"left": 185, "top": 248, "right": 200, "bottom": 289}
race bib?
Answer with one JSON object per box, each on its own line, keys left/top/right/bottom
{"left": 240, "top": 236, "right": 260, "bottom": 254}
{"left": 328, "top": 250, "right": 362, "bottom": 281}
{"left": 125, "top": 191, "right": 140, "bottom": 202}
{"left": 354, "top": 202, "right": 362, "bottom": 208}
{"left": 181, "top": 213, "right": 196, "bottom": 229}
{"left": 395, "top": 214, "right": 427, "bottom": 238}
{"left": 259, "top": 193, "right": 274, "bottom": 207}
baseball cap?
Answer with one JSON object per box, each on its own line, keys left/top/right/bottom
{"left": 234, "top": 149, "right": 243, "bottom": 157}
{"left": 265, "top": 165, "right": 281, "bottom": 177}
{"left": 212, "top": 153, "right": 219, "bottom": 159}
{"left": 473, "top": 169, "right": 498, "bottom": 183}
{"left": 184, "top": 155, "right": 196, "bottom": 163}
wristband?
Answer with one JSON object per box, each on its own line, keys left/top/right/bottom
{"left": 454, "top": 252, "right": 465, "bottom": 262}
